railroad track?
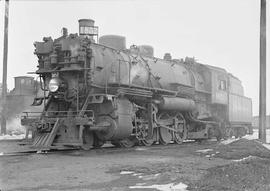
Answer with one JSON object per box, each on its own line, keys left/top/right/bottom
{"left": 0, "top": 139, "right": 219, "bottom": 157}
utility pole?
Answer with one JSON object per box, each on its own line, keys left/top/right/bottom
{"left": 1, "top": 0, "right": 9, "bottom": 135}
{"left": 259, "top": 0, "right": 267, "bottom": 142}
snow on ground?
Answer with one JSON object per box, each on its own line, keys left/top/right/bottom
{"left": 243, "top": 129, "right": 270, "bottom": 151}
{"left": 244, "top": 129, "right": 270, "bottom": 143}
{"left": 129, "top": 182, "right": 188, "bottom": 191}
{"left": 196, "top": 149, "right": 213, "bottom": 153}
{"left": 262, "top": 144, "right": 270, "bottom": 151}
{"left": 120, "top": 171, "right": 160, "bottom": 180}
{"left": 220, "top": 129, "right": 270, "bottom": 146}
{"left": 0, "top": 117, "right": 26, "bottom": 140}
{"left": 135, "top": 147, "right": 148, "bottom": 151}
{"left": 232, "top": 155, "right": 255, "bottom": 162}
{"left": 120, "top": 171, "right": 134, "bottom": 175}
{"left": 244, "top": 129, "right": 258, "bottom": 141}
{"left": 138, "top": 173, "right": 160, "bottom": 180}
{"left": 0, "top": 134, "right": 25, "bottom": 140}
{"left": 132, "top": 173, "right": 143, "bottom": 176}
{"left": 6, "top": 118, "right": 26, "bottom": 135}
{"left": 120, "top": 170, "right": 188, "bottom": 190}
{"left": 220, "top": 129, "right": 270, "bottom": 152}
{"left": 220, "top": 138, "right": 240, "bottom": 145}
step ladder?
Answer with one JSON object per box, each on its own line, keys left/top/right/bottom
{"left": 32, "top": 118, "right": 60, "bottom": 149}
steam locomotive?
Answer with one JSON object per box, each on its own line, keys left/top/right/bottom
{"left": 21, "top": 19, "right": 252, "bottom": 150}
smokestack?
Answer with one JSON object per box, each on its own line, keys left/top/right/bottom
{"left": 78, "top": 19, "right": 98, "bottom": 40}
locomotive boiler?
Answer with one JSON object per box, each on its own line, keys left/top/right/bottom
{"left": 21, "top": 19, "right": 253, "bottom": 149}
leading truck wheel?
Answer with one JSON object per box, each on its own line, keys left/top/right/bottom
{"left": 141, "top": 129, "right": 157, "bottom": 146}
{"left": 119, "top": 137, "right": 137, "bottom": 148}
{"left": 111, "top": 141, "right": 121, "bottom": 147}
{"left": 111, "top": 137, "right": 137, "bottom": 148}
{"left": 140, "top": 126, "right": 155, "bottom": 146}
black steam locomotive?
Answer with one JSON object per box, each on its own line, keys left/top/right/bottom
{"left": 21, "top": 19, "right": 252, "bottom": 150}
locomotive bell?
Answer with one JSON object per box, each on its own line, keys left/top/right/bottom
{"left": 78, "top": 19, "right": 98, "bottom": 39}
{"left": 164, "top": 53, "right": 172, "bottom": 61}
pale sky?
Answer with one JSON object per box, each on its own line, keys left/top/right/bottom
{"left": 0, "top": 0, "right": 269, "bottom": 116}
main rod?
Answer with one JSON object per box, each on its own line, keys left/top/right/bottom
{"left": 259, "top": 0, "right": 267, "bottom": 142}
{"left": 1, "top": 0, "right": 9, "bottom": 135}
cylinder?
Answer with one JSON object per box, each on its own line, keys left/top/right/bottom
{"left": 99, "top": 35, "right": 126, "bottom": 50}
{"left": 158, "top": 97, "right": 195, "bottom": 111}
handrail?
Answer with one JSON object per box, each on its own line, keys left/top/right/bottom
{"left": 21, "top": 110, "right": 94, "bottom": 118}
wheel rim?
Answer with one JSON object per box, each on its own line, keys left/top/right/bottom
{"left": 158, "top": 113, "right": 172, "bottom": 145}
{"left": 135, "top": 104, "right": 158, "bottom": 146}
{"left": 141, "top": 129, "right": 157, "bottom": 146}
{"left": 93, "top": 133, "right": 105, "bottom": 148}
{"left": 174, "top": 113, "right": 187, "bottom": 144}
{"left": 141, "top": 138, "right": 154, "bottom": 146}
{"left": 159, "top": 127, "right": 172, "bottom": 145}
{"left": 82, "top": 128, "right": 94, "bottom": 150}
{"left": 111, "top": 141, "right": 121, "bottom": 147}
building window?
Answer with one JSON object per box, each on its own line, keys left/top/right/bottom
{"left": 26, "top": 79, "right": 32, "bottom": 85}
{"left": 219, "top": 80, "right": 227, "bottom": 91}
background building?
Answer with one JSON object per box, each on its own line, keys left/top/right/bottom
{"left": 252, "top": 115, "right": 270, "bottom": 129}
{"left": 0, "top": 76, "right": 43, "bottom": 134}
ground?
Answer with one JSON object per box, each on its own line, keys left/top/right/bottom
{"left": 0, "top": 138, "right": 270, "bottom": 191}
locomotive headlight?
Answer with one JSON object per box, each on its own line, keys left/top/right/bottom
{"left": 48, "top": 78, "right": 60, "bottom": 92}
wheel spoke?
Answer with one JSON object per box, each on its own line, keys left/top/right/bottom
{"left": 136, "top": 104, "right": 158, "bottom": 146}
{"left": 141, "top": 128, "right": 157, "bottom": 146}
{"left": 158, "top": 113, "right": 173, "bottom": 145}
{"left": 173, "top": 113, "right": 187, "bottom": 144}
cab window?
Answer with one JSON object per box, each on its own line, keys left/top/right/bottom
{"left": 218, "top": 80, "right": 227, "bottom": 91}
